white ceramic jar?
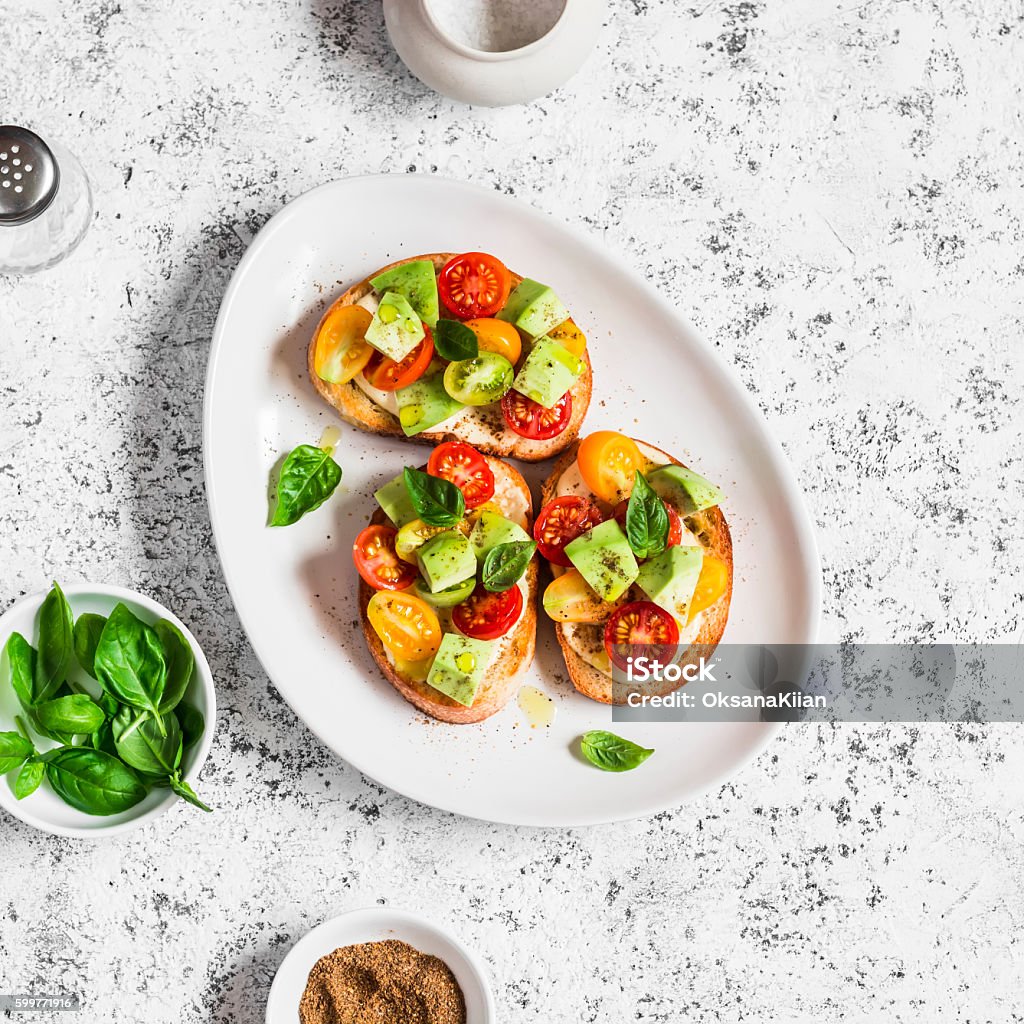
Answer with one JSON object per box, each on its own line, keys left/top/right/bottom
{"left": 383, "top": 0, "right": 606, "bottom": 107}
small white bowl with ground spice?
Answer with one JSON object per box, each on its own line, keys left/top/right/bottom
{"left": 266, "top": 908, "right": 494, "bottom": 1024}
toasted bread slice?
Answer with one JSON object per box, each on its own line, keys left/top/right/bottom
{"left": 308, "top": 253, "right": 592, "bottom": 462}
{"left": 359, "top": 455, "right": 537, "bottom": 724}
{"left": 540, "top": 439, "right": 733, "bottom": 705}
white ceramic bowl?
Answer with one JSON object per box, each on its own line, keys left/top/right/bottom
{"left": 266, "top": 908, "right": 495, "bottom": 1024}
{"left": 0, "top": 583, "right": 216, "bottom": 838}
{"left": 383, "top": 0, "right": 606, "bottom": 106}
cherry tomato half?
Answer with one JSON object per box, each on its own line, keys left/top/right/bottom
{"left": 465, "top": 317, "right": 522, "bottom": 365}
{"left": 533, "top": 495, "right": 603, "bottom": 567}
{"left": 313, "top": 305, "right": 374, "bottom": 384}
{"left": 438, "top": 252, "right": 511, "bottom": 320}
{"left": 612, "top": 498, "right": 683, "bottom": 549}
{"left": 367, "top": 590, "right": 442, "bottom": 661}
{"left": 688, "top": 555, "right": 729, "bottom": 619}
{"left": 363, "top": 324, "right": 434, "bottom": 392}
{"left": 353, "top": 524, "right": 417, "bottom": 591}
{"left": 500, "top": 390, "right": 573, "bottom": 441}
{"left": 452, "top": 583, "right": 524, "bottom": 641}
{"left": 576, "top": 431, "right": 644, "bottom": 504}
{"left": 427, "top": 441, "right": 495, "bottom": 510}
{"left": 604, "top": 600, "right": 680, "bottom": 673}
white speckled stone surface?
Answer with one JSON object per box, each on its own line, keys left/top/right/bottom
{"left": 1, "top": 1, "right": 1022, "bottom": 1020}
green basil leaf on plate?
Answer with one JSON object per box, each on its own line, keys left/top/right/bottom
{"left": 73, "top": 613, "right": 107, "bottom": 679}
{"left": 481, "top": 540, "right": 536, "bottom": 593}
{"left": 434, "top": 319, "right": 479, "bottom": 361}
{"left": 94, "top": 604, "right": 167, "bottom": 727}
{"left": 155, "top": 620, "right": 194, "bottom": 715}
{"left": 579, "top": 730, "right": 654, "bottom": 773}
{"left": 403, "top": 467, "right": 465, "bottom": 527}
{"left": 0, "top": 731, "right": 35, "bottom": 773}
{"left": 34, "top": 582, "right": 74, "bottom": 705}
{"left": 4, "top": 632, "right": 37, "bottom": 710}
{"left": 14, "top": 759, "right": 45, "bottom": 800}
{"left": 34, "top": 694, "right": 107, "bottom": 736}
{"left": 625, "top": 471, "right": 669, "bottom": 560}
{"left": 43, "top": 747, "right": 148, "bottom": 816}
{"left": 270, "top": 444, "right": 342, "bottom": 527}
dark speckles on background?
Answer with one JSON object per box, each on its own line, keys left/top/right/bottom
{"left": 0, "top": 0, "right": 1022, "bottom": 1021}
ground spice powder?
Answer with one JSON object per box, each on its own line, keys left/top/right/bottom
{"left": 299, "top": 939, "right": 466, "bottom": 1024}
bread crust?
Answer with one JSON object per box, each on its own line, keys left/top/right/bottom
{"left": 359, "top": 455, "right": 536, "bottom": 724}
{"left": 308, "top": 254, "right": 592, "bottom": 462}
{"left": 539, "top": 440, "right": 733, "bottom": 705}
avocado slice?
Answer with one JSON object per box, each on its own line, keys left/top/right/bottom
{"left": 564, "top": 519, "right": 639, "bottom": 602}
{"left": 497, "top": 279, "right": 569, "bottom": 339}
{"left": 647, "top": 464, "right": 725, "bottom": 515}
{"left": 370, "top": 260, "right": 439, "bottom": 327}
{"left": 395, "top": 371, "right": 464, "bottom": 436}
{"left": 374, "top": 472, "right": 419, "bottom": 528}
{"left": 512, "top": 335, "right": 584, "bottom": 409}
{"left": 365, "top": 290, "right": 425, "bottom": 362}
{"left": 635, "top": 545, "right": 703, "bottom": 623}
{"left": 469, "top": 511, "right": 531, "bottom": 563}
{"left": 426, "top": 632, "right": 495, "bottom": 707}
{"left": 416, "top": 531, "right": 477, "bottom": 593}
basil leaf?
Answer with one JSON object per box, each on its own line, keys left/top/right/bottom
{"left": 176, "top": 702, "right": 205, "bottom": 751}
{"left": 625, "top": 472, "right": 670, "bottom": 559}
{"left": 579, "top": 730, "right": 655, "bottom": 773}
{"left": 0, "top": 731, "right": 34, "bottom": 773}
{"left": 169, "top": 772, "right": 212, "bottom": 813}
{"left": 481, "top": 540, "right": 537, "bottom": 593}
{"left": 270, "top": 444, "right": 342, "bottom": 527}
{"left": 4, "top": 632, "right": 36, "bottom": 709}
{"left": 14, "top": 759, "right": 45, "bottom": 799}
{"left": 35, "top": 694, "right": 107, "bottom": 736}
{"left": 35, "top": 582, "right": 74, "bottom": 704}
{"left": 113, "top": 708, "right": 182, "bottom": 776}
{"left": 94, "top": 603, "right": 168, "bottom": 727}
{"left": 155, "top": 620, "right": 194, "bottom": 715}
{"left": 403, "top": 467, "right": 465, "bottom": 527}
{"left": 434, "top": 319, "right": 479, "bottom": 361}
{"left": 44, "top": 747, "right": 148, "bottom": 816}
{"left": 73, "top": 613, "right": 107, "bottom": 679}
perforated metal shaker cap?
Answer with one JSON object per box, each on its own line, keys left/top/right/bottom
{"left": 0, "top": 126, "right": 59, "bottom": 225}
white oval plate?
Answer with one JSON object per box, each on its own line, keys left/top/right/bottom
{"left": 204, "top": 175, "right": 820, "bottom": 826}
{"left": 265, "top": 908, "right": 494, "bottom": 1024}
{"left": 0, "top": 583, "right": 216, "bottom": 838}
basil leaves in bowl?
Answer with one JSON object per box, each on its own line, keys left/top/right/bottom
{"left": 0, "top": 583, "right": 216, "bottom": 837}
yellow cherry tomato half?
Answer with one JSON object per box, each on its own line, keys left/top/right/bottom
{"left": 543, "top": 568, "right": 625, "bottom": 623}
{"left": 314, "top": 305, "right": 373, "bottom": 384}
{"left": 464, "top": 317, "right": 522, "bottom": 366}
{"left": 688, "top": 555, "right": 730, "bottom": 619}
{"left": 367, "top": 590, "right": 442, "bottom": 662}
{"left": 549, "top": 317, "right": 587, "bottom": 358}
{"left": 576, "top": 431, "right": 644, "bottom": 504}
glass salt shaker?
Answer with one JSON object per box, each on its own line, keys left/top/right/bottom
{"left": 0, "top": 125, "right": 92, "bottom": 275}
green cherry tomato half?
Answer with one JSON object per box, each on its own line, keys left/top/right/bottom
{"left": 443, "top": 352, "right": 514, "bottom": 407}
{"left": 412, "top": 575, "right": 477, "bottom": 608}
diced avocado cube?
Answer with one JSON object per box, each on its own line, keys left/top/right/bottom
{"left": 565, "top": 519, "right": 639, "bottom": 602}
{"left": 469, "top": 510, "right": 531, "bottom": 563}
{"left": 647, "top": 464, "right": 725, "bottom": 515}
{"left": 636, "top": 545, "right": 704, "bottom": 623}
{"left": 370, "top": 260, "right": 439, "bottom": 327}
{"left": 512, "top": 335, "right": 584, "bottom": 409}
{"left": 396, "top": 372, "right": 464, "bottom": 436}
{"left": 374, "top": 472, "right": 418, "bottom": 528}
{"left": 365, "top": 290, "right": 425, "bottom": 362}
{"left": 417, "top": 531, "right": 477, "bottom": 594}
{"left": 497, "top": 279, "right": 570, "bottom": 339}
{"left": 426, "top": 632, "right": 495, "bottom": 707}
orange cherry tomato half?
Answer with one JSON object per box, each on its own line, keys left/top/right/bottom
{"left": 427, "top": 441, "right": 495, "bottom": 510}
{"left": 576, "top": 431, "right": 644, "bottom": 504}
{"left": 604, "top": 600, "right": 680, "bottom": 673}
{"left": 500, "top": 389, "right": 572, "bottom": 441}
{"left": 353, "top": 524, "right": 417, "bottom": 591}
{"left": 533, "top": 495, "right": 603, "bottom": 567}
{"left": 464, "top": 317, "right": 522, "bottom": 365}
{"left": 548, "top": 318, "right": 587, "bottom": 358}
{"left": 363, "top": 324, "right": 434, "bottom": 392}
{"left": 438, "top": 252, "right": 511, "bottom": 320}
{"left": 542, "top": 568, "right": 624, "bottom": 623}
{"left": 688, "top": 555, "right": 729, "bottom": 619}
{"left": 367, "top": 590, "right": 442, "bottom": 661}
{"left": 612, "top": 498, "right": 683, "bottom": 549}
{"left": 452, "top": 583, "right": 523, "bottom": 641}
{"left": 314, "top": 305, "right": 374, "bottom": 384}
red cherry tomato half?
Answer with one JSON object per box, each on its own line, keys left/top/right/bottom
{"left": 438, "top": 252, "right": 511, "bottom": 320}
{"left": 612, "top": 498, "right": 683, "bottom": 549}
{"left": 363, "top": 324, "right": 434, "bottom": 392}
{"left": 604, "top": 600, "right": 680, "bottom": 673}
{"left": 533, "top": 495, "right": 603, "bottom": 567}
{"left": 427, "top": 441, "right": 495, "bottom": 510}
{"left": 452, "top": 583, "right": 523, "bottom": 641}
{"left": 500, "top": 390, "right": 573, "bottom": 441}
{"left": 353, "top": 524, "right": 417, "bottom": 591}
